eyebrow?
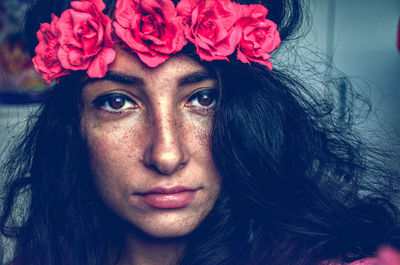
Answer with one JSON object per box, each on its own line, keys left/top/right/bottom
{"left": 94, "top": 71, "right": 145, "bottom": 86}
{"left": 178, "top": 70, "right": 216, "bottom": 87}
{"left": 85, "top": 69, "right": 215, "bottom": 87}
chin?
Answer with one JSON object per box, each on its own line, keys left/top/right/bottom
{"left": 142, "top": 227, "right": 195, "bottom": 239}
{"left": 132, "top": 213, "right": 204, "bottom": 239}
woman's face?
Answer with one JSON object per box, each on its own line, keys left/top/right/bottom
{"left": 80, "top": 47, "right": 221, "bottom": 238}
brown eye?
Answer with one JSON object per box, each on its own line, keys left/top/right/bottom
{"left": 92, "top": 93, "right": 136, "bottom": 112}
{"left": 197, "top": 90, "right": 214, "bottom": 106}
{"left": 109, "top": 96, "right": 125, "bottom": 110}
{"left": 188, "top": 89, "right": 217, "bottom": 108}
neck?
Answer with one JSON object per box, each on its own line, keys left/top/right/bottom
{"left": 116, "top": 229, "right": 186, "bottom": 265}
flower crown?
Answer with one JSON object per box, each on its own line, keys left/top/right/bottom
{"left": 32, "top": 0, "right": 281, "bottom": 83}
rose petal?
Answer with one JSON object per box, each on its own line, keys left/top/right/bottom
{"left": 87, "top": 47, "right": 116, "bottom": 78}
{"left": 177, "top": 0, "right": 241, "bottom": 61}
{"left": 114, "top": 0, "right": 186, "bottom": 63}
{"left": 137, "top": 52, "right": 169, "bottom": 68}
{"left": 236, "top": 5, "right": 280, "bottom": 70}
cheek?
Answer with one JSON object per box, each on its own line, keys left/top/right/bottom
{"left": 183, "top": 112, "right": 213, "bottom": 146}
{"left": 81, "top": 119, "right": 145, "bottom": 199}
{"left": 82, "top": 113, "right": 219, "bottom": 191}
{"left": 185, "top": 117, "right": 221, "bottom": 196}
{"left": 80, "top": 113, "right": 221, "bottom": 236}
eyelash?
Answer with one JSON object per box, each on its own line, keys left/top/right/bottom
{"left": 91, "top": 89, "right": 218, "bottom": 116}
{"left": 92, "top": 93, "right": 137, "bottom": 114}
{"left": 186, "top": 89, "right": 218, "bottom": 112}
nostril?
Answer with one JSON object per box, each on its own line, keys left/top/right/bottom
{"left": 142, "top": 116, "right": 190, "bottom": 175}
{"left": 148, "top": 148, "right": 187, "bottom": 175}
{"left": 150, "top": 162, "right": 184, "bottom": 175}
{"left": 142, "top": 139, "right": 189, "bottom": 176}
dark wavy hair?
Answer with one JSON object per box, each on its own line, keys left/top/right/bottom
{"left": 1, "top": 0, "right": 400, "bottom": 264}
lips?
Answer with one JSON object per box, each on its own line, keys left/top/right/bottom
{"left": 139, "top": 186, "right": 197, "bottom": 209}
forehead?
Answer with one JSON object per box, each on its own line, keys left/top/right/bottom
{"left": 108, "top": 46, "right": 208, "bottom": 83}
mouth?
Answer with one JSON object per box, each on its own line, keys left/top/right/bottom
{"left": 138, "top": 186, "right": 198, "bottom": 209}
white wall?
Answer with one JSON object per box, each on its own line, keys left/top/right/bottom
{"left": 336, "top": 0, "right": 400, "bottom": 130}
{"left": 0, "top": 105, "right": 36, "bottom": 157}
{"left": 0, "top": 105, "right": 35, "bottom": 263}
{"left": 310, "top": 0, "right": 400, "bottom": 145}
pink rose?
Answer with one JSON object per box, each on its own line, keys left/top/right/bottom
{"left": 57, "top": 0, "right": 116, "bottom": 78}
{"left": 236, "top": 4, "right": 281, "bottom": 70}
{"left": 113, "top": 0, "right": 187, "bottom": 68}
{"left": 32, "top": 15, "right": 70, "bottom": 83}
{"left": 177, "top": 0, "right": 241, "bottom": 61}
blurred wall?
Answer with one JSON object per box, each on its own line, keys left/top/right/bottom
{"left": 310, "top": 0, "right": 400, "bottom": 145}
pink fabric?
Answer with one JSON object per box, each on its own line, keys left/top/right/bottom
{"left": 397, "top": 18, "right": 400, "bottom": 52}
{"left": 10, "top": 248, "right": 400, "bottom": 265}
{"left": 374, "top": 246, "right": 400, "bottom": 265}
{"left": 327, "top": 247, "right": 400, "bottom": 265}
{"left": 348, "top": 258, "right": 376, "bottom": 265}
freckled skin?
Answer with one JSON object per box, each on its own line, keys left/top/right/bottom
{"left": 80, "top": 47, "right": 221, "bottom": 239}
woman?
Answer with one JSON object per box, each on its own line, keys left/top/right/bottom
{"left": 1, "top": 0, "right": 399, "bottom": 264}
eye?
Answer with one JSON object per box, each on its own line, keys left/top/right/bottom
{"left": 92, "top": 93, "right": 137, "bottom": 112}
{"left": 187, "top": 89, "right": 217, "bottom": 108}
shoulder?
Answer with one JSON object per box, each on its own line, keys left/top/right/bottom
{"left": 347, "top": 258, "right": 376, "bottom": 265}
{"left": 325, "top": 246, "right": 400, "bottom": 265}
{"left": 322, "top": 258, "right": 376, "bottom": 265}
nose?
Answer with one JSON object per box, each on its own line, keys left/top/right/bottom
{"left": 143, "top": 112, "right": 189, "bottom": 175}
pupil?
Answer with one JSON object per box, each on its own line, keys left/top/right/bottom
{"left": 109, "top": 97, "right": 125, "bottom": 109}
{"left": 198, "top": 91, "right": 213, "bottom": 106}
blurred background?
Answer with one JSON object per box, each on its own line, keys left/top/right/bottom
{"left": 309, "top": 0, "right": 400, "bottom": 148}
{"left": 0, "top": 0, "right": 399, "bottom": 261}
